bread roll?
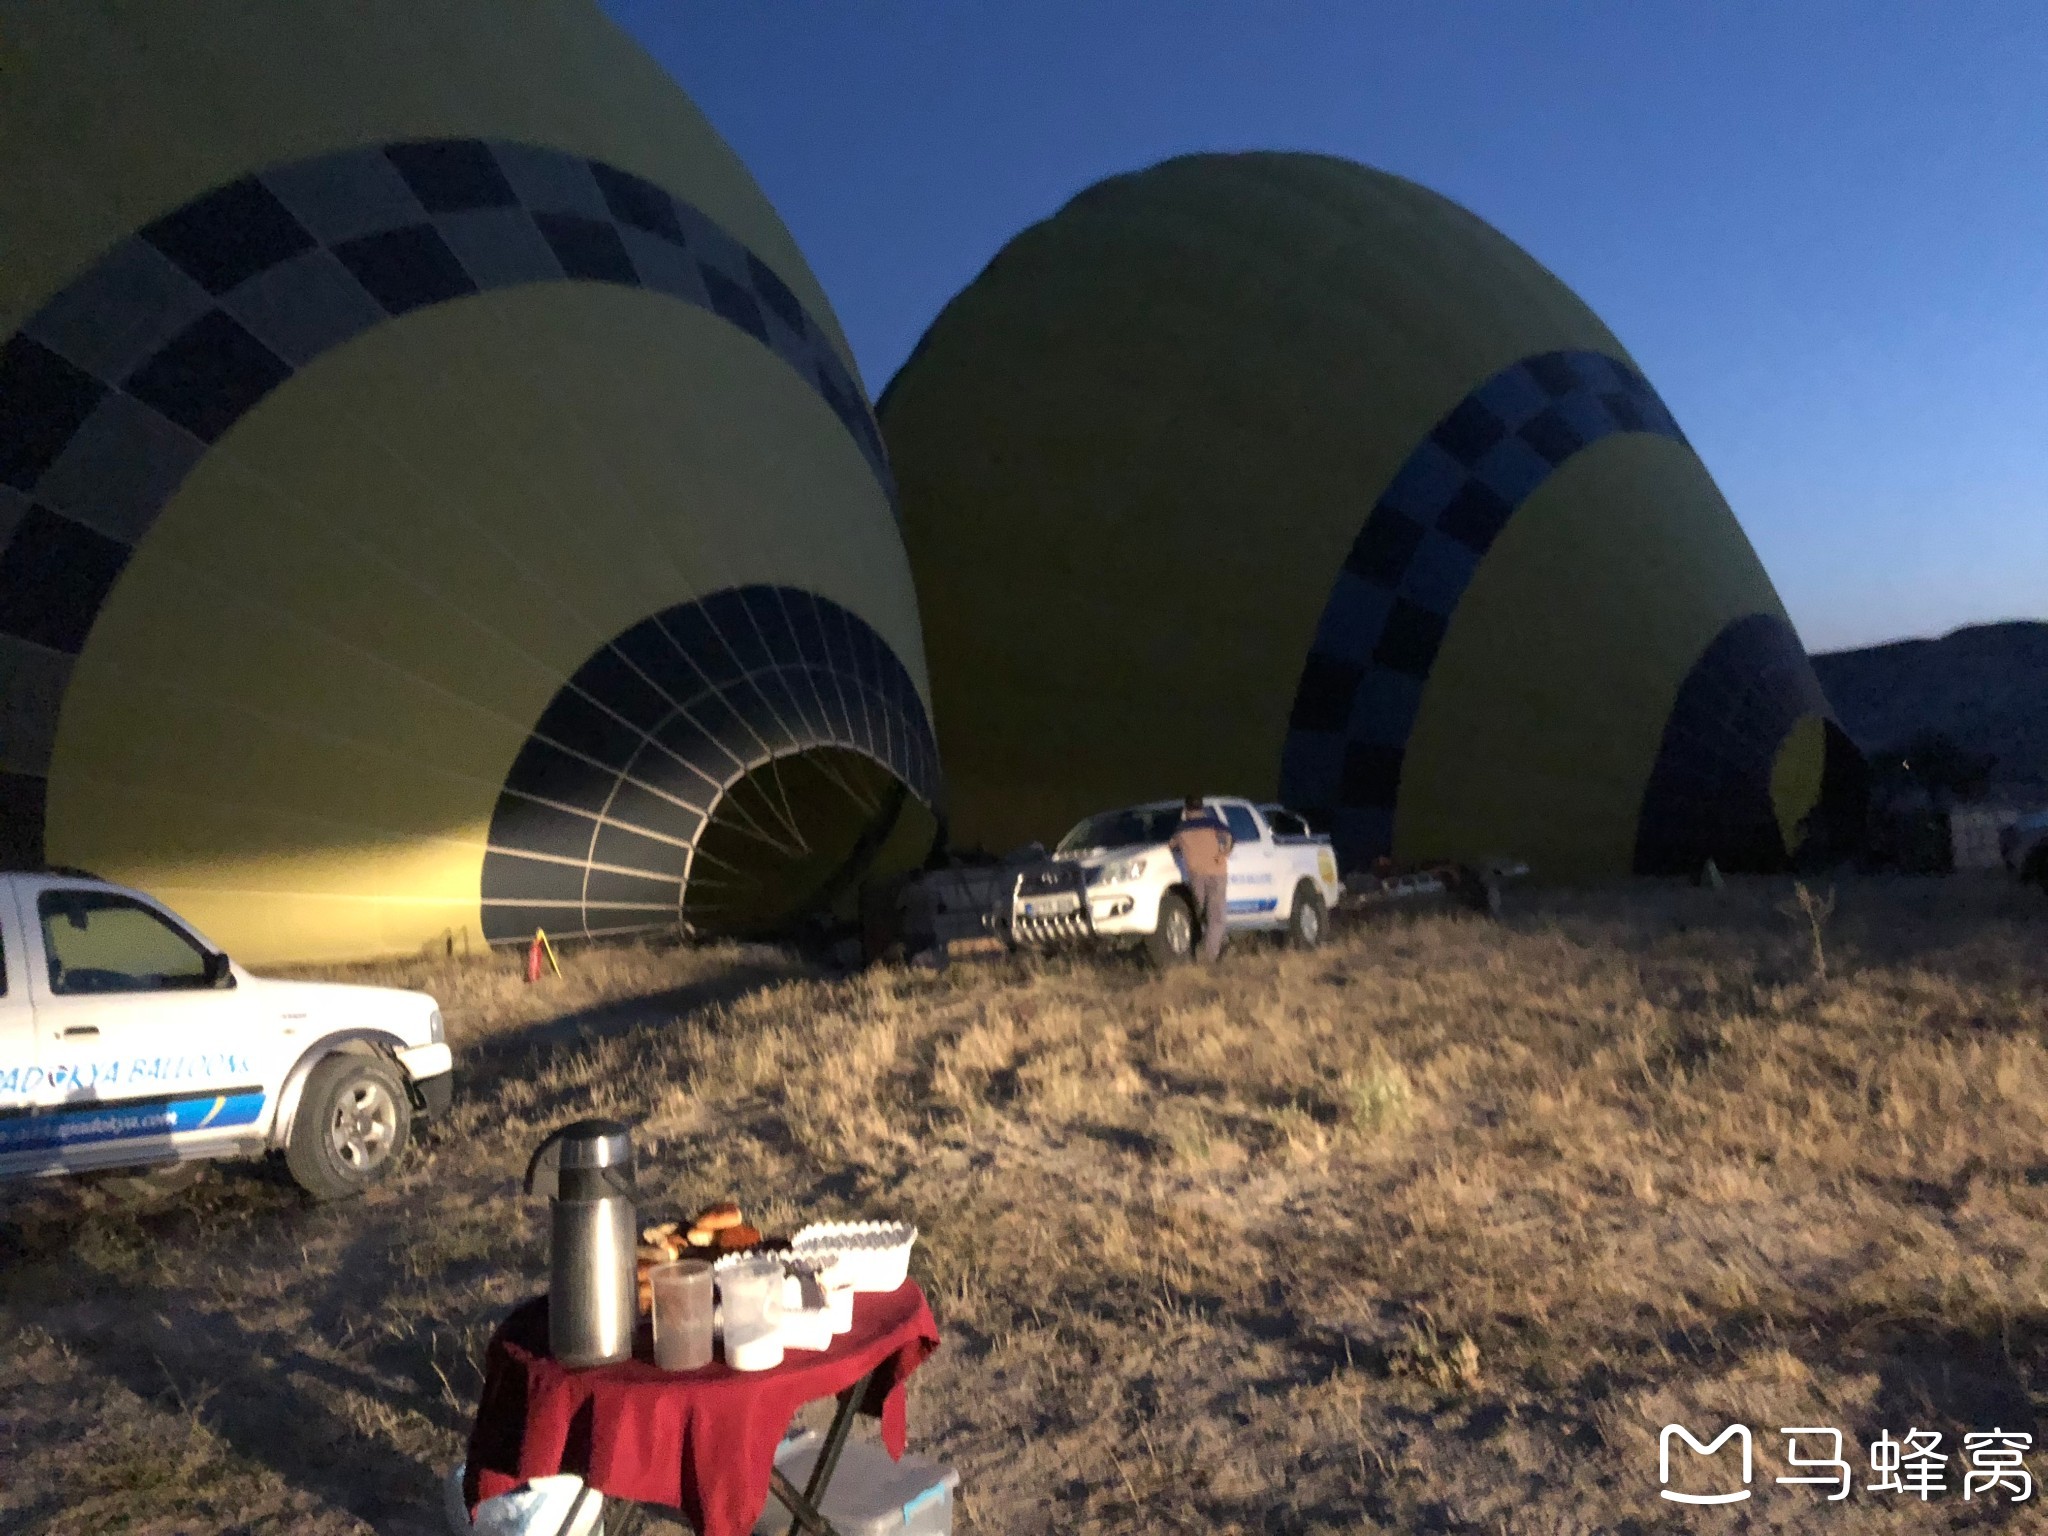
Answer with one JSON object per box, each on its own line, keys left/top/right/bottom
{"left": 694, "top": 1202, "right": 744, "bottom": 1232}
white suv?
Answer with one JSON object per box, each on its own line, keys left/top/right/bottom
{"left": 1008, "top": 798, "right": 1345, "bottom": 964}
{"left": 0, "top": 871, "right": 452, "bottom": 1200}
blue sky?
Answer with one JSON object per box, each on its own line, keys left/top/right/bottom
{"left": 605, "top": 2, "right": 2048, "bottom": 653}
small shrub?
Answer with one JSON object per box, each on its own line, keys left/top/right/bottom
{"left": 1343, "top": 1062, "right": 1414, "bottom": 1135}
{"left": 1389, "top": 1321, "right": 1483, "bottom": 1393}
{"left": 1780, "top": 880, "right": 1838, "bottom": 982}
{"left": 1156, "top": 1103, "right": 1218, "bottom": 1166}
{"left": 1267, "top": 1104, "right": 1330, "bottom": 1162}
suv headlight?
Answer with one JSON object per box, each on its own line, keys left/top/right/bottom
{"left": 428, "top": 1008, "right": 444, "bottom": 1044}
{"left": 1089, "top": 857, "right": 1147, "bottom": 886}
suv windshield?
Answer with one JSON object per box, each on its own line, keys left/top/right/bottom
{"left": 1056, "top": 806, "right": 1183, "bottom": 854}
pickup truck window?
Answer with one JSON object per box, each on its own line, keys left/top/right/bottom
{"left": 1264, "top": 809, "right": 1310, "bottom": 839}
{"left": 1221, "top": 804, "right": 1261, "bottom": 844}
{"left": 38, "top": 891, "right": 211, "bottom": 995}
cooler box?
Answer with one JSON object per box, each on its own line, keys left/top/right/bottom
{"left": 752, "top": 1429, "right": 959, "bottom": 1536}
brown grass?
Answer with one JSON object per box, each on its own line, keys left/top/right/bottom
{"left": 4, "top": 874, "right": 2048, "bottom": 1533}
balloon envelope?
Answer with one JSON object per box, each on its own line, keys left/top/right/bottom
{"left": 0, "top": 1, "right": 935, "bottom": 961}
{"left": 878, "top": 151, "right": 1861, "bottom": 877}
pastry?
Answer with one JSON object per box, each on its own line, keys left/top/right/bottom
{"left": 634, "top": 1256, "right": 659, "bottom": 1315}
{"left": 714, "top": 1223, "right": 763, "bottom": 1252}
{"left": 693, "top": 1202, "right": 744, "bottom": 1232}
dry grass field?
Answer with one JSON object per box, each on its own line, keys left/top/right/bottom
{"left": 4, "top": 873, "right": 2048, "bottom": 1534}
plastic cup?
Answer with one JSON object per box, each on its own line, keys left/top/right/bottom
{"left": 719, "top": 1256, "right": 786, "bottom": 1371}
{"left": 825, "top": 1283, "right": 855, "bottom": 1335}
{"left": 650, "top": 1260, "right": 715, "bottom": 1371}
{"left": 788, "top": 1254, "right": 855, "bottom": 1335}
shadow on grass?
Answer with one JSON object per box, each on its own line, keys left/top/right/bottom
{"left": 454, "top": 957, "right": 821, "bottom": 1104}
{"left": 51, "top": 1290, "right": 450, "bottom": 1532}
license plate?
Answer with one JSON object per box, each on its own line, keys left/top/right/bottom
{"left": 1022, "top": 894, "right": 1078, "bottom": 917}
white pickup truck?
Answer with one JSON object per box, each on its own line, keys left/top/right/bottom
{"left": 0, "top": 870, "right": 452, "bottom": 1199}
{"left": 1006, "top": 798, "right": 1345, "bottom": 964}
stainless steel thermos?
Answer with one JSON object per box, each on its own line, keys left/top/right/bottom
{"left": 524, "top": 1119, "right": 638, "bottom": 1367}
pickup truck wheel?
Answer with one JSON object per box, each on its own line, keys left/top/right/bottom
{"left": 1287, "top": 882, "right": 1327, "bottom": 950}
{"left": 1147, "top": 892, "right": 1195, "bottom": 967}
{"left": 286, "top": 1054, "right": 410, "bottom": 1200}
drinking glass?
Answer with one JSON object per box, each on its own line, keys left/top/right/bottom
{"left": 649, "top": 1260, "right": 715, "bottom": 1371}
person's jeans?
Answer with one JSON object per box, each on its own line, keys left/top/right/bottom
{"left": 1192, "top": 873, "right": 1229, "bottom": 961}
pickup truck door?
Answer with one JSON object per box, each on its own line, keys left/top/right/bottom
{"left": 1220, "top": 802, "right": 1283, "bottom": 927}
{"left": 16, "top": 881, "right": 277, "bottom": 1170}
{"left": 0, "top": 885, "right": 62, "bottom": 1173}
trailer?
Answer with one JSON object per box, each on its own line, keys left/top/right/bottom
{"left": 1341, "top": 858, "right": 1529, "bottom": 919}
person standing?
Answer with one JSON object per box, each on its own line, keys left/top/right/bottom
{"left": 1169, "top": 794, "right": 1234, "bottom": 961}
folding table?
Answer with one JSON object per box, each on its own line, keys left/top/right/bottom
{"left": 464, "top": 1283, "right": 940, "bottom": 1536}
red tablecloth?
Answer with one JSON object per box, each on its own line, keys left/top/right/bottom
{"left": 463, "top": 1282, "right": 940, "bottom": 1536}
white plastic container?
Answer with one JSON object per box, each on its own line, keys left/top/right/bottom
{"left": 779, "top": 1302, "right": 835, "bottom": 1352}
{"left": 791, "top": 1252, "right": 855, "bottom": 1335}
{"left": 720, "top": 1257, "right": 785, "bottom": 1371}
{"left": 750, "top": 1431, "right": 959, "bottom": 1536}
{"left": 825, "top": 1284, "right": 855, "bottom": 1334}
{"left": 443, "top": 1464, "right": 604, "bottom": 1536}
{"left": 789, "top": 1221, "right": 917, "bottom": 1293}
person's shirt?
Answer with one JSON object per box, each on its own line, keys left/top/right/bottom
{"left": 1169, "top": 809, "right": 1233, "bottom": 878}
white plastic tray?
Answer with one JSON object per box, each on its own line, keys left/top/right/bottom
{"left": 789, "top": 1220, "right": 917, "bottom": 1293}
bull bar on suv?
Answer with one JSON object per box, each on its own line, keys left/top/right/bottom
{"left": 1006, "top": 861, "right": 1095, "bottom": 943}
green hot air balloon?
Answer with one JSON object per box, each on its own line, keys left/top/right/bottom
{"left": 0, "top": 0, "right": 935, "bottom": 962}
{"left": 879, "top": 152, "right": 1862, "bottom": 880}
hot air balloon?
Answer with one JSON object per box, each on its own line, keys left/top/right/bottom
{"left": 0, "top": 0, "right": 935, "bottom": 962}
{"left": 878, "top": 152, "right": 1862, "bottom": 879}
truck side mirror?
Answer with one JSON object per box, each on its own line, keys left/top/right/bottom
{"left": 205, "top": 951, "right": 234, "bottom": 987}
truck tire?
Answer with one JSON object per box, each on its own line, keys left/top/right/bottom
{"left": 285, "top": 1053, "right": 411, "bottom": 1200}
{"left": 1287, "top": 882, "right": 1327, "bottom": 950}
{"left": 1147, "top": 891, "right": 1196, "bottom": 967}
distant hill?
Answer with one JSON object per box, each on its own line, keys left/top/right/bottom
{"left": 1812, "top": 620, "right": 2048, "bottom": 795}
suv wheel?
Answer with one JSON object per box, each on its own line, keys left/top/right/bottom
{"left": 1287, "top": 882, "right": 1327, "bottom": 949}
{"left": 1147, "top": 891, "right": 1195, "bottom": 967}
{"left": 285, "top": 1053, "right": 411, "bottom": 1200}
